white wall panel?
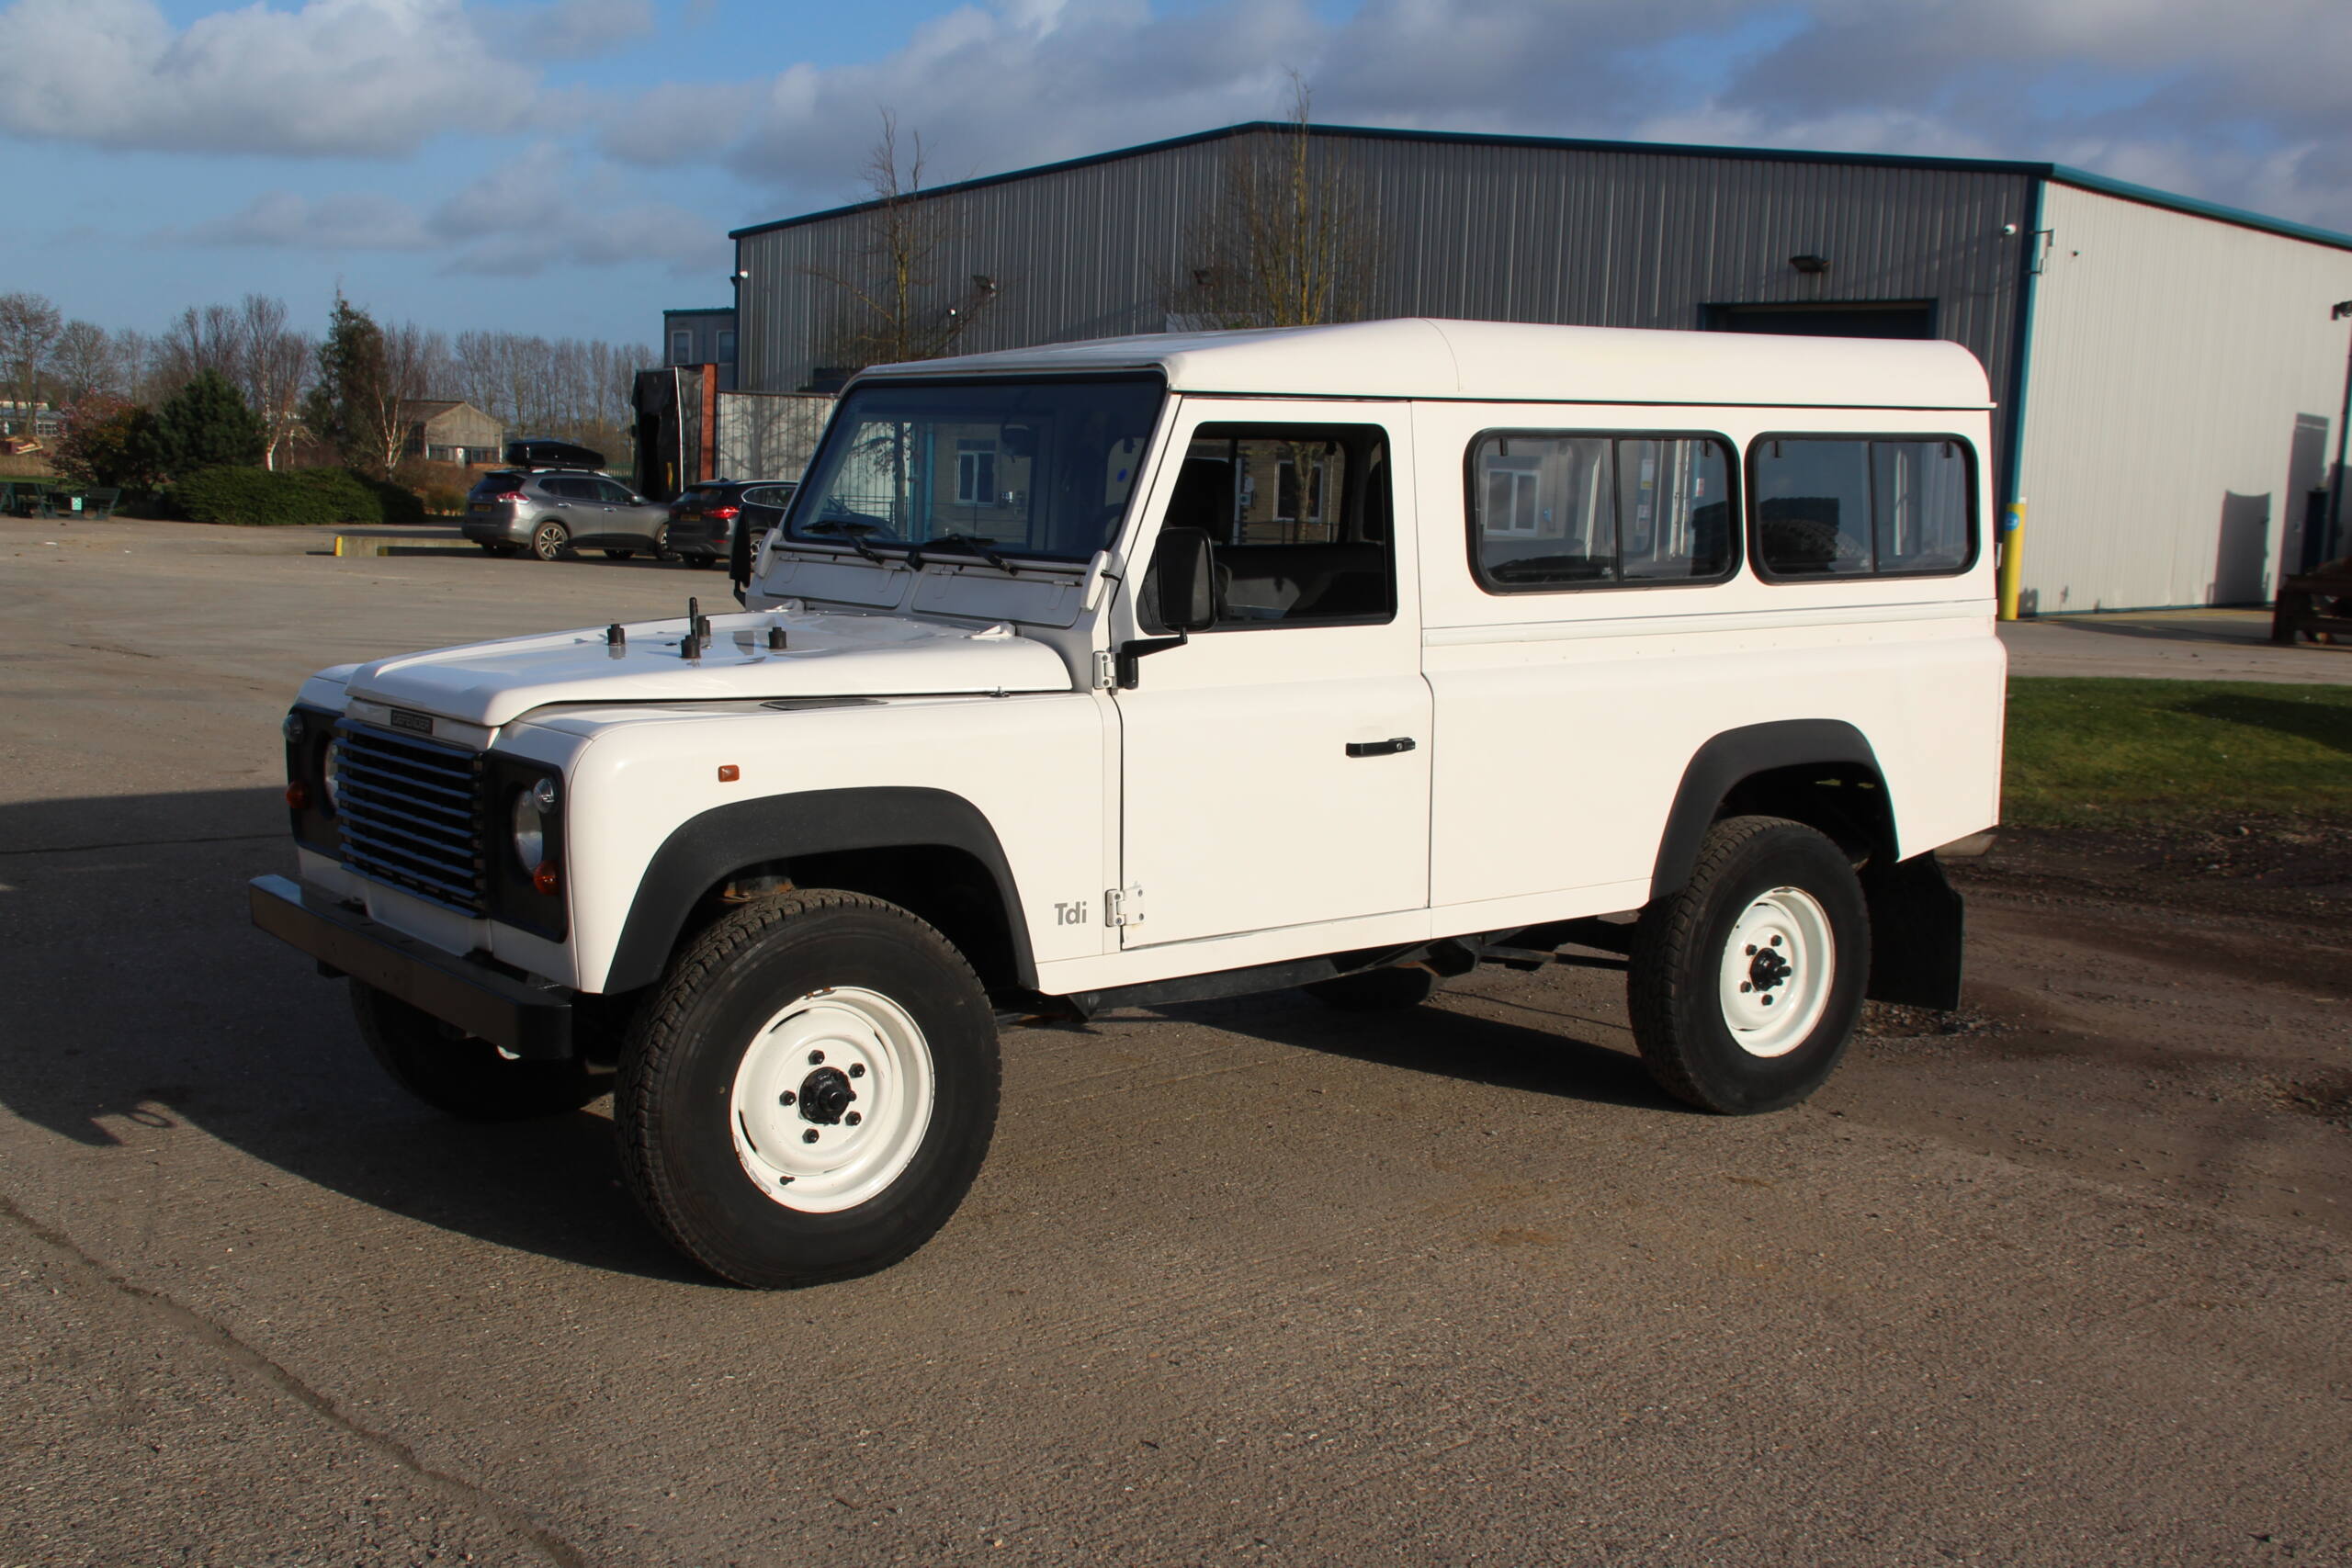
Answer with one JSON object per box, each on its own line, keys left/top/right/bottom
{"left": 2017, "top": 182, "right": 2352, "bottom": 611}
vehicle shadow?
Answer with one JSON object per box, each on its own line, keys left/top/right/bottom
{"left": 2033, "top": 615, "right": 2276, "bottom": 648}
{"left": 1132, "top": 979, "right": 1694, "bottom": 1114}
{"left": 0, "top": 786, "right": 696, "bottom": 1283}
{"left": 2181, "top": 691, "right": 2352, "bottom": 755}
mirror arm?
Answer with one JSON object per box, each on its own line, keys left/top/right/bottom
{"left": 1114, "top": 634, "right": 1187, "bottom": 689}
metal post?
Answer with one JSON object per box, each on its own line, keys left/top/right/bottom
{"left": 1996, "top": 500, "right": 2027, "bottom": 621}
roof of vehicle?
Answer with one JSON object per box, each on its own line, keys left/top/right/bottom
{"left": 860, "top": 318, "right": 1994, "bottom": 411}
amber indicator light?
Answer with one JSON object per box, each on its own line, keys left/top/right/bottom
{"left": 532, "top": 861, "right": 560, "bottom": 897}
{"left": 717, "top": 764, "right": 741, "bottom": 783}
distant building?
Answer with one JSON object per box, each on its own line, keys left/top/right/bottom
{"left": 726, "top": 120, "right": 2352, "bottom": 612}
{"left": 401, "top": 400, "right": 504, "bottom": 466}
{"left": 663, "top": 307, "right": 738, "bottom": 392}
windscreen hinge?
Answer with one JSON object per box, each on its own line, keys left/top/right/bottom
{"left": 1104, "top": 886, "right": 1144, "bottom": 928}
{"left": 1091, "top": 649, "right": 1116, "bottom": 690}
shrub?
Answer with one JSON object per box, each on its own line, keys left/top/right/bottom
{"left": 53, "top": 396, "right": 168, "bottom": 490}
{"left": 286, "top": 466, "right": 426, "bottom": 525}
{"left": 395, "top": 457, "right": 473, "bottom": 516}
{"left": 169, "top": 466, "right": 342, "bottom": 526}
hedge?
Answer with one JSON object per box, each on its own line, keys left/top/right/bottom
{"left": 167, "top": 466, "right": 427, "bottom": 526}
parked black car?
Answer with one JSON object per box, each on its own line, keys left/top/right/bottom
{"left": 664, "top": 479, "right": 799, "bottom": 568}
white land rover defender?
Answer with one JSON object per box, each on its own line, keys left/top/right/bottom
{"left": 252, "top": 320, "right": 2005, "bottom": 1287}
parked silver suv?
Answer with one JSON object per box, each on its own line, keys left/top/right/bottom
{"left": 464, "top": 468, "right": 671, "bottom": 563}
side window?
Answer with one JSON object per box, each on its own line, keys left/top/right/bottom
{"left": 1467, "top": 432, "right": 1733, "bottom": 591}
{"left": 1159, "top": 423, "right": 1395, "bottom": 627}
{"left": 1751, "top": 436, "right": 1975, "bottom": 579}
{"left": 594, "top": 478, "right": 635, "bottom": 503}
{"left": 540, "top": 477, "right": 582, "bottom": 501}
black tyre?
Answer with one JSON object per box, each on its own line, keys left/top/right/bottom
{"left": 477, "top": 541, "right": 514, "bottom": 557}
{"left": 605, "top": 548, "right": 636, "bottom": 561}
{"left": 1627, "top": 816, "right": 1869, "bottom": 1114}
{"left": 349, "top": 981, "right": 605, "bottom": 1122}
{"left": 654, "top": 524, "right": 679, "bottom": 562}
{"left": 1306, "top": 965, "right": 1437, "bottom": 1011}
{"left": 616, "top": 890, "right": 1001, "bottom": 1288}
{"left": 529, "top": 520, "right": 571, "bottom": 561}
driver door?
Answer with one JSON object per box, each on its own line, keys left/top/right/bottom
{"left": 1114, "top": 401, "right": 1430, "bottom": 948}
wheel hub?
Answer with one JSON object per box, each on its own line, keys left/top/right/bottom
{"left": 797, "top": 1066, "right": 856, "bottom": 1124}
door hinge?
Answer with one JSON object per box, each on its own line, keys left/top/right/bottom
{"left": 1091, "top": 649, "right": 1116, "bottom": 689}
{"left": 1104, "top": 886, "right": 1144, "bottom": 927}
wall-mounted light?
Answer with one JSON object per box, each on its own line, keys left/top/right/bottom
{"left": 1789, "top": 254, "right": 1830, "bottom": 275}
{"left": 971, "top": 274, "right": 998, "bottom": 294}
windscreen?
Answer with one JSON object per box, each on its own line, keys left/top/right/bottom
{"left": 784, "top": 377, "right": 1163, "bottom": 563}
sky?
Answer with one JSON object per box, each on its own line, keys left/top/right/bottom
{"left": 2, "top": 0, "right": 2348, "bottom": 350}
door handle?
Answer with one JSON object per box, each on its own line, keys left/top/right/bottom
{"left": 1345, "top": 737, "right": 1417, "bottom": 758}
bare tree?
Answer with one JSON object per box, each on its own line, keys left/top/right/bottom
{"left": 48, "top": 321, "right": 121, "bottom": 404}
{"left": 234, "top": 296, "right": 311, "bottom": 470}
{"left": 1174, "top": 76, "right": 1384, "bottom": 330}
{"left": 449, "top": 329, "right": 650, "bottom": 457}
{"left": 155, "top": 303, "right": 244, "bottom": 392}
{"left": 0, "top": 290, "right": 63, "bottom": 408}
{"left": 806, "top": 111, "right": 998, "bottom": 373}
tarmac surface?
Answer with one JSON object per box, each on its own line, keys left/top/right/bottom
{"left": 3, "top": 519, "right": 2347, "bottom": 1566}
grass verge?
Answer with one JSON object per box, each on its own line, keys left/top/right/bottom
{"left": 2004, "top": 677, "right": 2352, "bottom": 827}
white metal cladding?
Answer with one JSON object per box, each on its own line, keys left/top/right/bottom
{"left": 734, "top": 128, "right": 2036, "bottom": 468}
{"left": 2016, "top": 182, "right": 2352, "bottom": 612}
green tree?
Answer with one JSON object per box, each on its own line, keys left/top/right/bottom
{"left": 52, "top": 395, "right": 168, "bottom": 490}
{"left": 155, "top": 369, "right": 265, "bottom": 474}
{"left": 304, "top": 293, "right": 398, "bottom": 477}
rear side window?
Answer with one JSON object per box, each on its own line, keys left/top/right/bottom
{"left": 1750, "top": 436, "right": 1975, "bottom": 579}
{"left": 475, "top": 472, "right": 526, "bottom": 494}
{"left": 1467, "top": 432, "right": 1735, "bottom": 592}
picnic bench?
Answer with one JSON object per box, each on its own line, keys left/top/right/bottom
{"left": 2273, "top": 569, "right": 2352, "bottom": 645}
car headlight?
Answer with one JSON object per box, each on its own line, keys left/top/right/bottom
{"left": 511, "top": 775, "right": 559, "bottom": 870}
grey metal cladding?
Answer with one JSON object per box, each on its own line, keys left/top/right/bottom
{"left": 736, "top": 127, "right": 2034, "bottom": 467}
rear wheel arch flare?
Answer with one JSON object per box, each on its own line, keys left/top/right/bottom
{"left": 1650, "top": 720, "right": 1891, "bottom": 901}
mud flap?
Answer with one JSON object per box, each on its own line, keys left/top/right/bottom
{"left": 1863, "top": 851, "right": 1964, "bottom": 1010}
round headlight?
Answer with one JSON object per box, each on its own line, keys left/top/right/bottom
{"left": 282, "top": 712, "right": 307, "bottom": 743}
{"left": 322, "top": 739, "right": 343, "bottom": 814}
{"left": 511, "top": 789, "right": 545, "bottom": 869}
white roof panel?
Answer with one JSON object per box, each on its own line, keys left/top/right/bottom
{"left": 865, "top": 318, "right": 1993, "bottom": 410}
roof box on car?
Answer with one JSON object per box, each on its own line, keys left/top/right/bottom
{"left": 504, "top": 437, "right": 605, "bottom": 470}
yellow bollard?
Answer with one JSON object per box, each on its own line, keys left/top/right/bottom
{"left": 1996, "top": 500, "right": 2026, "bottom": 621}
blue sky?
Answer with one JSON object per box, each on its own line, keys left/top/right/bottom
{"left": 2, "top": 0, "right": 2346, "bottom": 351}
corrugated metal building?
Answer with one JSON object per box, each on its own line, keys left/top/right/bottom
{"left": 727, "top": 122, "right": 2352, "bottom": 612}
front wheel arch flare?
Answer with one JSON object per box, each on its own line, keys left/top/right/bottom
{"left": 605, "top": 787, "right": 1035, "bottom": 995}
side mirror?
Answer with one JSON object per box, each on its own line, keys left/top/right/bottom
{"left": 1148, "top": 526, "right": 1215, "bottom": 632}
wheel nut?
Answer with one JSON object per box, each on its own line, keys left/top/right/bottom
{"left": 1761, "top": 996, "right": 1775, "bottom": 1006}
{"left": 845, "top": 1111, "right": 862, "bottom": 1126}
{"left": 808, "top": 1050, "right": 825, "bottom": 1065}
{"left": 1770, "top": 935, "right": 1781, "bottom": 947}
{"left": 1739, "top": 982, "right": 1751, "bottom": 993}
{"left": 1745, "top": 944, "right": 1757, "bottom": 955}
{"left": 802, "top": 1128, "right": 820, "bottom": 1144}
{"left": 778, "top": 1090, "right": 796, "bottom": 1105}
{"left": 847, "top": 1064, "right": 865, "bottom": 1078}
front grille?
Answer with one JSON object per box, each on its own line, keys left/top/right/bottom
{"left": 334, "top": 723, "right": 486, "bottom": 915}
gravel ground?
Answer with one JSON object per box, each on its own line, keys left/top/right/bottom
{"left": 2, "top": 519, "right": 2346, "bottom": 1566}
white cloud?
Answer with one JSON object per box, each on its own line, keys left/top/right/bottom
{"left": 179, "top": 189, "right": 437, "bottom": 250}
{"left": 480, "top": 0, "right": 655, "bottom": 61}
{"left": 0, "top": 0, "right": 541, "bottom": 156}
{"left": 594, "top": 0, "right": 2352, "bottom": 236}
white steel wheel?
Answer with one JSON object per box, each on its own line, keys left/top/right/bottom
{"left": 1628, "top": 816, "right": 1870, "bottom": 1115}
{"left": 1714, "top": 887, "right": 1835, "bottom": 1057}
{"left": 729, "top": 987, "right": 935, "bottom": 1213}
{"left": 616, "top": 889, "right": 1001, "bottom": 1288}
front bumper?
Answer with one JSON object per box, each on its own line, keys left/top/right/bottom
{"left": 248, "top": 874, "right": 573, "bottom": 1058}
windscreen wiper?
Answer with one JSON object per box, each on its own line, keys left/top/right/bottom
{"left": 910, "top": 532, "right": 1021, "bottom": 574}
{"left": 803, "top": 519, "right": 888, "bottom": 564}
